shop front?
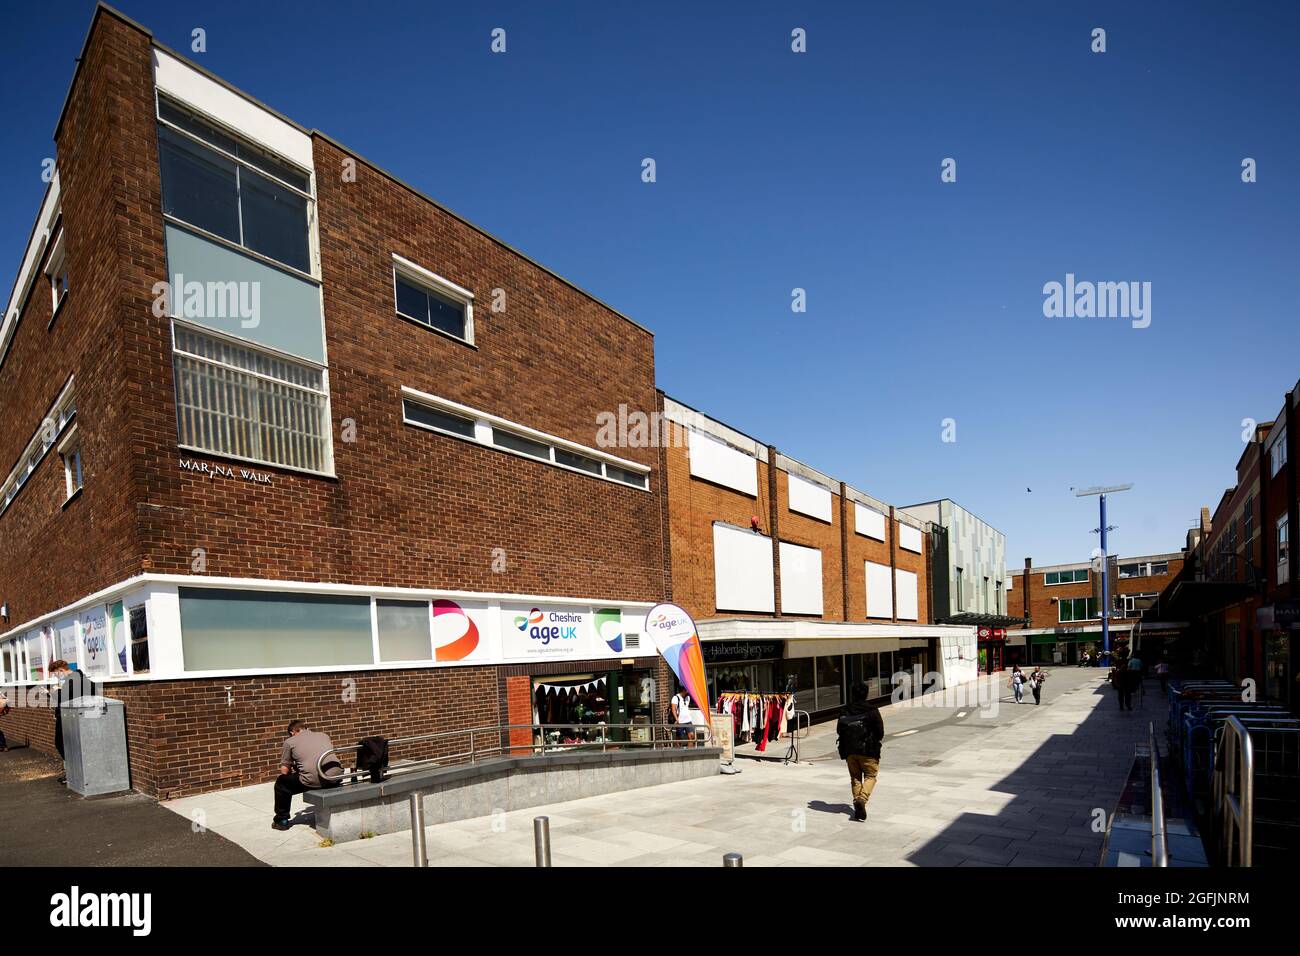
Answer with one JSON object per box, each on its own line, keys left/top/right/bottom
{"left": 978, "top": 627, "right": 1006, "bottom": 673}
{"left": 1257, "top": 600, "right": 1299, "bottom": 711}
{"left": 698, "top": 620, "right": 975, "bottom": 724}
{"left": 1027, "top": 630, "right": 1113, "bottom": 665}
{"left": 531, "top": 665, "right": 657, "bottom": 746}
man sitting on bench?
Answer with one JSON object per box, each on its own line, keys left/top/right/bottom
{"left": 273, "top": 719, "right": 341, "bottom": 830}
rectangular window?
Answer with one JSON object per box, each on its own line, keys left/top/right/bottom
{"left": 1278, "top": 514, "right": 1291, "bottom": 586}
{"left": 60, "top": 435, "right": 83, "bottom": 500}
{"left": 46, "top": 229, "right": 69, "bottom": 314}
{"left": 129, "top": 605, "right": 150, "bottom": 675}
{"left": 157, "top": 98, "right": 312, "bottom": 275}
{"left": 1270, "top": 427, "right": 1288, "bottom": 477}
{"left": 401, "top": 399, "right": 475, "bottom": 438}
{"left": 172, "top": 325, "right": 332, "bottom": 474}
{"left": 1058, "top": 597, "right": 1098, "bottom": 623}
{"left": 605, "top": 463, "right": 649, "bottom": 489}
{"left": 1046, "top": 569, "right": 1088, "bottom": 585}
{"left": 1244, "top": 495, "right": 1255, "bottom": 541}
{"left": 179, "top": 588, "right": 373, "bottom": 671}
{"left": 402, "top": 391, "right": 650, "bottom": 491}
{"left": 0, "top": 381, "right": 76, "bottom": 517}
{"left": 393, "top": 258, "right": 473, "bottom": 343}
{"left": 955, "top": 567, "right": 964, "bottom": 610}
{"left": 376, "top": 599, "right": 432, "bottom": 662}
{"left": 493, "top": 429, "right": 550, "bottom": 460}
{"left": 555, "top": 448, "right": 602, "bottom": 475}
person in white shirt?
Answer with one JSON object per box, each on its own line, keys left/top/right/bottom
{"left": 670, "top": 687, "right": 694, "bottom": 744}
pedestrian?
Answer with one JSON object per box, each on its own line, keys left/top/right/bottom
{"left": 47, "top": 660, "right": 98, "bottom": 784}
{"left": 0, "top": 689, "right": 10, "bottom": 752}
{"left": 1156, "top": 658, "right": 1170, "bottom": 694}
{"left": 836, "top": 682, "right": 884, "bottom": 822}
{"left": 1029, "top": 666, "right": 1047, "bottom": 705}
{"left": 1010, "top": 665, "right": 1025, "bottom": 703}
{"left": 670, "top": 685, "right": 694, "bottom": 745}
{"left": 273, "top": 719, "right": 342, "bottom": 831}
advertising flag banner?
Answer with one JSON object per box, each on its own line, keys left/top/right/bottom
{"left": 644, "top": 602, "right": 709, "bottom": 712}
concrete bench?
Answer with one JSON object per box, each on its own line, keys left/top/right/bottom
{"left": 305, "top": 746, "right": 721, "bottom": 843}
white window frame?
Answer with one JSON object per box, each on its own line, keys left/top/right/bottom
{"left": 0, "top": 377, "right": 76, "bottom": 517}
{"left": 392, "top": 254, "right": 475, "bottom": 346}
{"left": 156, "top": 93, "right": 320, "bottom": 283}
{"left": 171, "top": 320, "right": 335, "bottom": 477}
{"left": 1058, "top": 596, "right": 1098, "bottom": 623}
{"left": 1269, "top": 426, "right": 1288, "bottom": 478}
{"left": 46, "top": 227, "right": 69, "bottom": 314}
{"left": 58, "top": 426, "right": 82, "bottom": 500}
{"left": 1278, "top": 514, "right": 1291, "bottom": 586}
{"left": 400, "top": 386, "right": 650, "bottom": 491}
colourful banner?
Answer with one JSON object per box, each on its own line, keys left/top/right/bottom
{"left": 644, "top": 602, "right": 709, "bottom": 713}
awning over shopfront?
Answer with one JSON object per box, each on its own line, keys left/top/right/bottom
{"left": 938, "top": 612, "right": 1028, "bottom": 627}
{"left": 1143, "top": 580, "right": 1256, "bottom": 623}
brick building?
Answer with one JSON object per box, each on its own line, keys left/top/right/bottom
{"left": 1147, "top": 379, "right": 1299, "bottom": 709}
{"left": 1005, "top": 551, "right": 1184, "bottom": 666}
{"left": 0, "top": 6, "right": 674, "bottom": 798}
{"left": 659, "top": 396, "right": 979, "bottom": 718}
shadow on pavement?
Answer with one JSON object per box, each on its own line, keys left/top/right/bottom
{"left": 904, "top": 677, "right": 1160, "bottom": 867}
{"left": 0, "top": 748, "right": 265, "bottom": 866}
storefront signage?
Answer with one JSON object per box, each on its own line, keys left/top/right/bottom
{"left": 1257, "top": 600, "right": 1300, "bottom": 630}
{"left": 978, "top": 628, "right": 1006, "bottom": 642}
{"left": 499, "top": 604, "right": 630, "bottom": 662}
{"left": 702, "top": 640, "right": 782, "bottom": 663}
{"left": 178, "top": 457, "right": 273, "bottom": 485}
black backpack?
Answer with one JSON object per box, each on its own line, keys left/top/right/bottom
{"left": 836, "top": 711, "right": 873, "bottom": 759}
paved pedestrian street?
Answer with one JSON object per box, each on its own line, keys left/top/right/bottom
{"left": 164, "top": 667, "right": 1157, "bottom": 867}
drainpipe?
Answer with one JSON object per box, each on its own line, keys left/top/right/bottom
{"left": 839, "top": 482, "right": 851, "bottom": 621}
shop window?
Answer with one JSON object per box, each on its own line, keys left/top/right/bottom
{"left": 814, "top": 655, "right": 844, "bottom": 710}
{"left": 376, "top": 599, "right": 432, "bottom": 662}
{"left": 128, "top": 605, "right": 150, "bottom": 674}
{"left": 178, "top": 588, "right": 373, "bottom": 671}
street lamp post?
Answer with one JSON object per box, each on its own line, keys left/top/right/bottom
{"left": 1074, "top": 483, "right": 1133, "bottom": 665}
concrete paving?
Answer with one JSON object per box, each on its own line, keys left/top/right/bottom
{"left": 160, "top": 666, "right": 1160, "bottom": 867}
{"left": 0, "top": 746, "right": 262, "bottom": 866}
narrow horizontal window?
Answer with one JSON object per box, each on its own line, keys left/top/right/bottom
{"left": 555, "top": 448, "right": 601, "bottom": 474}
{"left": 493, "top": 429, "right": 550, "bottom": 460}
{"left": 402, "top": 399, "right": 475, "bottom": 437}
{"left": 401, "top": 389, "right": 650, "bottom": 492}
{"left": 606, "top": 464, "right": 649, "bottom": 488}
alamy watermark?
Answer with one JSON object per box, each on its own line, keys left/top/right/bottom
{"left": 1042, "top": 273, "right": 1150, "bottom": 329}
{"left": 152, "top": 276, "right": 261, "bottom": 328}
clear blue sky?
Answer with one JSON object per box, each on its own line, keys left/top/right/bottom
{"left": 3, "top": 1, "right": 1298, "bottom": 567}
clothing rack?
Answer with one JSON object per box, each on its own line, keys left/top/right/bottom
{"left": 716, "top": 692, "right": 794, "bottom": 752}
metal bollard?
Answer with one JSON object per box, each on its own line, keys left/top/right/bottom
{"left": 409, "top": 792, "right": 427, "bottom": 867}
{"left": 534, "top": 816, "right": 552, "bottom": 867}
{"left": 723, "top": 852, "right": 743, "bottom": 868}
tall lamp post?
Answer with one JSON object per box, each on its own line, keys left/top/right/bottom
{"left": 1074, "top": 483, "right": 1133, "bottom": 665}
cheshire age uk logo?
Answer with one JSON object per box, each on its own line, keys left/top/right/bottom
{"left": 516, "top": 608, "right": 581, "bottom": 646}
{"left": 514, "top": 608, "right": 544, "bottom": 631}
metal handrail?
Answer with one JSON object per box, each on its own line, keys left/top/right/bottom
{"left": 1218, "top": 715, "right": 1255, "bottom": 867}
{"left": 1148, "top": 722, "right": 1168, "bottom": 867}
{"left": 317, "top": 721, "right": 718, "bottom": 785}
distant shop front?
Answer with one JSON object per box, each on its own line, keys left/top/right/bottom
{"left": 698, "top": 620, "right": 976, "bottom": 720}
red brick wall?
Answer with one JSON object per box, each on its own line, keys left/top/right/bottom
{"left": 504, "top": 675, "right": 533, "bottom": 754}
{"left": 844, "top": 503, "right": 896, "bottom": 622}
{"left": 893, "top": 517, "right": 930, "bottom": 624}
{"left": 775, "top": 470, "right": 844, "bottom": 619}
{"left": 0, "top": 10, "right": 148, "bottom": 626}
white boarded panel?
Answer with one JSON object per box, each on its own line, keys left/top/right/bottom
{"left": 779, "top": 542, "right": 824, "bottom": 615}
{"left": 855, "top": 502, "right": 886, "bottom": 540}
{"left": 895, "top": 568, "right": 919, "bottom": 621}
{"left": 899, "top": 523, "right": 923, "bottom": 553}
{"left": 689, "top": 430, "right": 758, "bottom": 496}
{"left": 713, "top": 524, "right": 774, "bottom": 612}
{"left": 153, "top": 49, "right": 314, "bottom": 171}
{"left": 1007, "top": 576, "right": 1015, "bottom": 591}
{"left": 866, "top": 561, "right": 893, "bottom": 618}
{"left": 788, "top": 474, "right": 833, "bottom": 522}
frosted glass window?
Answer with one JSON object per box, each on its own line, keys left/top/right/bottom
{"left": 179, "top": 588, "right": 373, "bottom": 671}
{"left": 376, "top": 600, "right": 432, "bottom": 662}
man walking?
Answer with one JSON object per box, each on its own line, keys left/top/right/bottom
{"left": 273, "top": 719, "right": 342, "bottom": 830}
{"left": 837, "top": 682, "right": 884, "bottom": 822}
